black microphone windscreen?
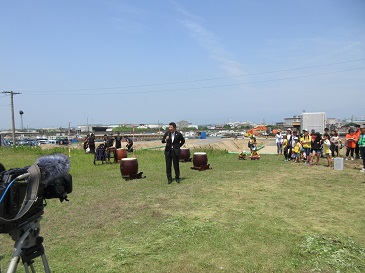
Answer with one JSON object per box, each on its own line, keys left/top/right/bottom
{"left": 36, "top": 153, "right": 70, "bottom": 185}
{"left": 0, "top": 163, "right": 5, "bottom": 173}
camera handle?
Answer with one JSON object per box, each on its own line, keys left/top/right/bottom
{"left": 7, "top": 218, "right": 51, "bottom": 273}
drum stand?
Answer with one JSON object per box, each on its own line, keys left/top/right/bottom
{"left": 179, "top": 158, "right": 192, "bottom": 162}
{"left": 6, "top": 218, "right": 51, "bottom": 273}
{"left": 122, "top": 172, "right": 146, "bottom": 180}
{"left": 191, "top": 164, "right": 211, "bottom": 171}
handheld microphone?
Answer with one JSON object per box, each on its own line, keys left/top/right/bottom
{"left": 35, "top": 153, "right": 70, "bottom": 185}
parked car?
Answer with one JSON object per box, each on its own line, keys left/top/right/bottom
{"left": 47, "top": 138, "right": 69, "bottom": 145}
{"left": 18, "top": 139, "right": 39, "bottom": 146}
{"left": 57, "top": 138, "right": 69, "bottom": 145}
{"left": 37, "top": 138, "right": 48, "bottom": 145}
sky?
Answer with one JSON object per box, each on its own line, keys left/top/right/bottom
{"left": 0, "top": 0, "right": 364, "bottom": 129}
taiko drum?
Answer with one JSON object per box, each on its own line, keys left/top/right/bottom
{"left": 116, "top": 148, "right": 127, "bottom": 161}
{"left": 120, "top": 158, "right": 138, "bottom": 176}
{"left": 193, "top": 152, "right": 208, "bottom": 167}
{"left": 179, "top": 148, "right": 190, "bottom": 161}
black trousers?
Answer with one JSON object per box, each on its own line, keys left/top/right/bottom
{"left": 355, "top": 143, "right": 360, "bottom": 157}
{"left": 165, "top": 151, "right": 180, "bottom": 178}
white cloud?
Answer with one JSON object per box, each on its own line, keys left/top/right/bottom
{"left": 173, "top": 3, "right": 245, "bottom": 77}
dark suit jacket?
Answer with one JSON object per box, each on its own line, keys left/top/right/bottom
{"left": 162, "top": 130, "right": 185, "bottom": 156}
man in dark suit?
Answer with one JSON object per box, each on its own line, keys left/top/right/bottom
{"left": 162, "top": 122, "right": 185, "bottom": 184}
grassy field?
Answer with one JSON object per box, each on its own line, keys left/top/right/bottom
{"left": 0, "top": 147, "right": 365, "bottom": 273}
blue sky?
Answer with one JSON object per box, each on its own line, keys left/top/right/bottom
{"left": 0, "top": 0, "right": 364, "bottom": 129}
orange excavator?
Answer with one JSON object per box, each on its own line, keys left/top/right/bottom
{"left": 247, "top": 125, "right": 268, "bottom": 136}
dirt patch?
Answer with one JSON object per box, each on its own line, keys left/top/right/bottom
{"left": 43, "top": 137, "right": 278, "bottom": 154}
{"left": 134, "top": 137, "right": 277, "bottom": 154}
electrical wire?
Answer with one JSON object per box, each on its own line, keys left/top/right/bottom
{"left": 19, "top": 66, "right": 365, "bottom": 96}
{"left": 19, "top": 58, "right": 365, "bottom": 93}
{"left": 0, "top": 179, "right": 16, "bottom": 204}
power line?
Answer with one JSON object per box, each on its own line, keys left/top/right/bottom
{"left": 20, "top": 58, "right": 365, "bottom": 93}
{"left": 19, "top": 66, "right": 365, "bottom": 96}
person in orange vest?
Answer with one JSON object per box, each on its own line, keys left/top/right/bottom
{"left": 345, "top": 128, "right": 358, "bottom": 160}
{"left": 354, "top": 125, "right": 361, "bottom": 159}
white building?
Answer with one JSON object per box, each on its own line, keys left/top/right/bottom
{"left": 301, "top": 112, "right": 326, "bottom": 133}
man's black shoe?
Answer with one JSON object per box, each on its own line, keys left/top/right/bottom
{"left": 176, "top": 177, "right": 180, "bottom": 183}
{"left": 168, "top": 178, "right": 173, "bottom": 184}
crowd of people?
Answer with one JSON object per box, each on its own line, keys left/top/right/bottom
{"left": 81, "top": 125, "right": 365, "bottom": 173}
{"left": 274, "top": 125, "right": 365, "bottom": 172}
{"left": 83, "top": 133, "right": 134, "bottom": 163}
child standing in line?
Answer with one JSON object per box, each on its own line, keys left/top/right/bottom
{"left": 322, "top": 134, "right": 332, "bottom": 167}
{"left": 282, "top": 134, "right": 289, "bottom": 161}
{"left": 300, "top": 129, "right": 311, "bottom": 164}
{"left": 292, "top": 137, "right": 302, "bottom": 163}
{"left": 330, "top": 130, "right": 340, "bottom": 158}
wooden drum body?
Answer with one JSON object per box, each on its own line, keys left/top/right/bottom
{"left": 120, "top": 158, "right": 138, "bottom": 176}
{"left": 193, "top": 152, "right": 208, "bottom": 167}
{"left": 179, "top": 148, "right": 191, "bottom": 161}
{"left": 116, "top": 148, "right": 127, "bottom": 161}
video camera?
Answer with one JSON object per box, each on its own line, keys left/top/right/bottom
{"left": 0, "top": 154, "right": 72, "bottom": 234}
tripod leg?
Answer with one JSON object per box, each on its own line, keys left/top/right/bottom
{"left": 29, "top": 262, "right": 37, "bottom": 273}
{"left": 23, "top": 262, "right": 31, "bottom": 273}
{"left": 41, "top": 254, "right": 51, "bottom": 273}
{"left": 6, "top": 256, "right": 20, "bottom": 273}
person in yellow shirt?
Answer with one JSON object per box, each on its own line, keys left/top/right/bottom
{"left": 248, "top": 135, "right": 257, "bottom": 152}
{"left": 292, "top": 137, "right": 302, "bottom": 163}
{"left": 250, "top": 147, "right": 260, "bottom": 160}
{"left": 282, "top": 134, "right": 289, "bottom": 161}
{"left": 300, "top": 129, "right": 311, "bottom": 164}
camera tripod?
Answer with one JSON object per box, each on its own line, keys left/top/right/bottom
{"left": 6, "top": 216, "right": 51, "bottom": 273}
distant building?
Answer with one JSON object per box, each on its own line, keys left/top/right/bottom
{"left": 78, "top": 125, "right": 93, "bottom": 133}
{"left": 136, "top": 124, "right": 160, "bottom": 129}
{"left": 176, "top": 120, "right": 198, "bottom": 130}
{"left": 283, "top": 115, "right": 301, "bottom": 132}
{"left": 301, "top": 112, "right": 326, "bottom": 133}
{"left": 281, "top": 112, "right": 337, "bottom": 133}
{"left": 177, "top": 120, "right": 189, "bottom": 129}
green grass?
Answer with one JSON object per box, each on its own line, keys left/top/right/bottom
{"left": 0, "top": 147, "right": 365, "bottom": 272}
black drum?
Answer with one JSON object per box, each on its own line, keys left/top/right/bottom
{"left": 116, "top": 148, "right": 127, "bottom": 161}
{"left": 120, "top": 158, "right": 138, "bottom": 176}
{"left": 193, "top": 152, "right": 208, "bottom": 167}
{"left": 179, "top": 148, "right": 191, "bottom": 161}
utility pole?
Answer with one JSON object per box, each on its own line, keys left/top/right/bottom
{"left": 2, "top": 91, "right": 21, "bottom": 146}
